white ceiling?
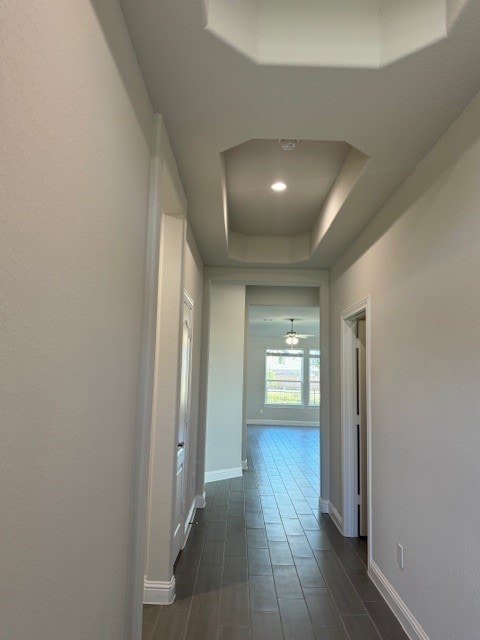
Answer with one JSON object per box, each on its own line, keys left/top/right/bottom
{"left": 248, "top": 306, "right": 320, "bottom": 338}
{"left": 206, "top": 0, "right": 450, "bottom": 68}
{"left": 120, "top": 0, "right": 480, "bottom": 268}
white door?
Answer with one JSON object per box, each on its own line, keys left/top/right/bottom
{"left": 172, "top": 294, "right": 194, "bottom": 562}
{"left": 356, "top": 318, "right": 368, "bottom": 537}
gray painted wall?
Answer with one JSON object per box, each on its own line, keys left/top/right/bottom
{"left": 0, "top": 2, "right": 153, "bottom": 638}
{"left": 329, "top": 90, "right": 480, "bottom": 639}
{"left": 246, "top": 285, "right": 319, "bottom": 307}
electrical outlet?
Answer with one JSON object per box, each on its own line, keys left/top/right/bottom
{"left": 259, "top": 408, "right": 264, "bottom": 414}
{"left": 397, "top": 543, "right": 404, "bottom": 570}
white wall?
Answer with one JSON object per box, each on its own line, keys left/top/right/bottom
{"left": 144, "top": 213, "right": 185, "bottom": 590}
{"left": 246, "top": 285, "right": 319, "bottom": 308}
{"left": 0, "top": 2, "right": 152, "bottom": 639}
{"left": 205, "top": 283, "right": 246, "bottom": 479}
{"left": 329, "top": 90, "right": 480, "bottom": 639}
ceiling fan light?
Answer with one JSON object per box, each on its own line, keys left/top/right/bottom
{"left": 286, "top": 335, "right": 298, "bottom": 345}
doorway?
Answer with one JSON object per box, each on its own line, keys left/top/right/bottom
{"left": 341, "top": 297, "right": 372, "bottom": 559}
{"left": 173, "top": 291, "right": 194, "bottom": 562}
{"left": 356, "top": 316, "right": 367, "bottom": 538}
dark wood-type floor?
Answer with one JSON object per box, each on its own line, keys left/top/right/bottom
{"left": 143, "top": 426, "right": 408, "bottom": 640}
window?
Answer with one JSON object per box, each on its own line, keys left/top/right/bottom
{"left": 309, "top": 349, "right": 320, "bottom": 406}
{"left": 265, "top": 349, "right": 303, "bottom": 405}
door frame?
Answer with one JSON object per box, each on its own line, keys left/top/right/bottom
{"left": 130, "top": 115, "right": 188, "bottom": 633}
{"left": 172, "top": 291, "right": 194, "bottom": 561}
{"left": 340, "top": 296, "right": 372, "bottom": 558}
{"left": 201, "top": 267, "right": 330, "bottom": 509}
{"left": 181, "top": 290, "right": 194, "bottom": 540}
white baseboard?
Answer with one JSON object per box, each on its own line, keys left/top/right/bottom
{"left": 369, "top": 560, "right": 430, "bottom": 640}
{"left": 143, "top": 576, "right": 175, "bottom": 605}
{"left": 242, "top": 458, "right": 248, "bottom": 470}
{"left": 195, "top": 492, "right": 206, "bottom": 508}
{"left": 319, "top": 497, "right": 330, "bottom": 513}
{"left": 183, "top": 499, "right": 196, "bottom": 543}
{"left": 205, "top": 466, "right": 243, "bottom": 483}
{"left": 329, "top": 502, "right": 343, "bottom": 533}
{"left": 247, "top": 419, "right": 319, "bottom": 427}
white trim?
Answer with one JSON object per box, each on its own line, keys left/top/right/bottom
{"left": 183, "top": 289, "right": 194, "bottom": 309}
{"left": 143, "top": 576, "right": 175, "bottom": 605}
{"left": 319, "top": 497, "right": 330, "bottom": 513}
{"left": 182, "top": 500, "right": 196, "bottom": 549}
{"left": 205, "top": 466, "right": 243, "bottom": 482}
{"left": 340, "top": 295, "right": 372, "bottom": 567}
{"left": 195, "top": 492, "right": 206, "bottom": 508}
{"left": 369, "top": 561, "right": 430, "bottom": 640}
{"left": 130, "top": 116, "right": 163, "bottom": 639}
{"left": 178, "top": 290, "right": 194, "bottom": 560}
{"left": 184, "top": 500, "right": 196, "bottom": 538}
{"left": 329, "top": 502, "right": 343, "bottom": 533}
{"left": 247, "top": 419, "right": 319, "bottom": 427}
{"left": 242, "top": 458, "right": 248, "bottom": 470}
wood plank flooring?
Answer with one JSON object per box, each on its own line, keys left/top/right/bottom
{"left": 143, "top": 426, "right": 408, "bottom": 640}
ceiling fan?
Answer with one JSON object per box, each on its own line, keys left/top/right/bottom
{"left": 285, "top": 318, "right": 314, "bottom": 345}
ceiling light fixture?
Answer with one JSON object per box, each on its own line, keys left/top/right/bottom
{"left": 271, "top": 181, "right": 287, "bottom": 192}
{"left": 279, "top": 139, "right": 299, "bottom": 152}
{"left": 285, "top": 318, "right": 299, "bottom": 346}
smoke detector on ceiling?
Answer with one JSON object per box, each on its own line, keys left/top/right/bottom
{"left": 278, "top": 139, "right": 299, "bottom": 151}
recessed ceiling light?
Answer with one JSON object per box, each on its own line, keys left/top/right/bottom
{"left": 271, "top": 182, "right": 287, "bottom": 192}
{"left": 278, "top": 139, "right": 299, "bottom": 152}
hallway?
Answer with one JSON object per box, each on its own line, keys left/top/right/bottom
{"left": 143, "top": 426, "right": 408, "bottom": 640}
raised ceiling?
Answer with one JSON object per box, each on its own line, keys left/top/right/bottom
{"left": 120, "top": 0, "right": 480, "bottom": 268}
{"left": 248, "top": 306, "right": 320, "bottom": 339}
{"left": 225, "top": 139, "right": 350, "bottom": 236}
{"left": 207, "top": 0, "right": 451, "bottom": 68}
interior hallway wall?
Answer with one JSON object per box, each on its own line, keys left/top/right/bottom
{"left": 0, "top": 1, "right": 153, "bottom": 639}
{"left": 205, "top": 282, "right": 246, "bottom": 479}
{"left": 329, "top": 90, "right": 480, "bottom": 640}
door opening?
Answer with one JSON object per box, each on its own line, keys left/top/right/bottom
{"left": 173, "top": 291, "right": 194, "bottom": 563}
{"left": 356, "top": 316, "right": 367, "bottom": 538}
{"left": 341, "top": 297, "right": 372, "bottom": 561}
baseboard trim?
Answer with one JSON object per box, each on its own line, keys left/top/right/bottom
{"left": 195, "top": 492, "right": 206, "bottom": 508}
{"left": 143, "top": 576, "right": 175, "bottom": 605}
{"left": 319, "top": 497, "right": 330, "bottom": 513}
{"left": 329, "top": 502, "right": 343, "bottom": 533}
{"left": 183, "top": 499, "right": 196, "bottom": 543}
{"left": 205, "top": 466, "right": 243, "bottom": 483}
{"left": 369, "top": 560, "right": 430, "bottom": 640}
{"left": 242, "top": 458, "right": 248, "bottom": 470}
{"left": 247, "top": 419, "right": 319, "bottom": 427}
